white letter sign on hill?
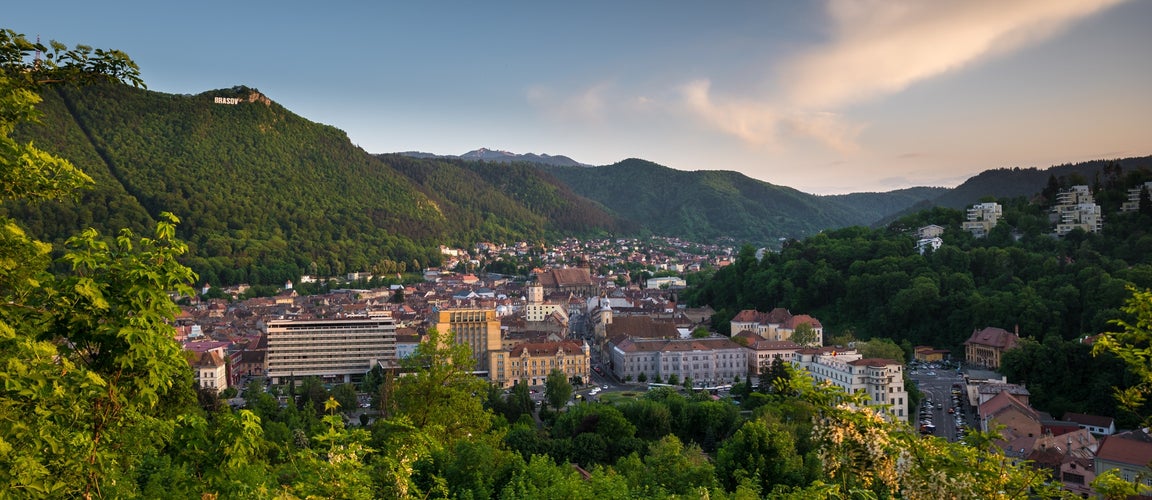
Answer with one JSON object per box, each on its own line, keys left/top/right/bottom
{"left": 214, "top": 97, "right": 241, "bottom": 105}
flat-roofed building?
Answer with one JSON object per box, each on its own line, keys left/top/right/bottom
{"left": 265, "top": 317, "right": 397, "bottom": 384}
{"left": 433, "top": 308, "right": 502, "bottom": 373}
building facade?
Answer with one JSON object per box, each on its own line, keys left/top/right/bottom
{"left": 433, "top": 308, "right": 503, "bottom": 373}
{"left": 964, "top": 326, "right": 1020, "bottom": 369}
{"left": 488, "top": 340, "right": 590, "bottom": 387}
{"left": 792, "top": 348, "right": 908, "bottom": 422}
{"left": 265, "top": 318, "right": 397, "bottom": 384}
{"left": 963, "top": 202, "right": 1002, "bottom": 237}
{"left": 608, "top": 337, "right": 748, "bottom": 387}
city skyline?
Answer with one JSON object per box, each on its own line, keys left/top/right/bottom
{"left": 8, "top": 1, "right": 1150, "bottom": 194}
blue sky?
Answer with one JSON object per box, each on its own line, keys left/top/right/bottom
{"left": 8, "top": 1, "right": 1150, "bottom": 194}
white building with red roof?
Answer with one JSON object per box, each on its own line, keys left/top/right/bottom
{"left": 792, "top": 348, "right": 908, "bottom": 422}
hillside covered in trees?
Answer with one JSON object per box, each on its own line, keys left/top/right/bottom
{"left": 684, "top": 170, "right": 1152, "bottom": 424}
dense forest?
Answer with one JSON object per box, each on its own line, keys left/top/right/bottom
{"left": 684, "top": 169, "right": 1152, "bottom": 425}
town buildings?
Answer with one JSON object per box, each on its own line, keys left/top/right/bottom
{"left": 265, "top": 317, "right": 397, "bottom": 384}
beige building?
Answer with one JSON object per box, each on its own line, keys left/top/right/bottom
{"left": 1051, "top": 185, "right": 1103, "bottom": 235}
{"left": 963, "top": 202, "right": 1002, "bottom": 237}
{"left": 433, "top": 308, "right": 503, "bottom": 373}
{"left": 265, "top": 318, "right": 397, "bottom": 384}
{"left": 488, "top": 340, "right": 590, "bottom": 387}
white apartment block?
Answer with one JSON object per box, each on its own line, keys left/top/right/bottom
{"left": 1051, "top": 185, "right": 1103, "bottom": 235}
{"left": 265, "top": 317, "right": 397, "bottom": 384}
{"left": 792, "top": 348, "right": 908, "bottom": 422}
{"left": 963, "top": 202, "right": 1002, "bottom": 238}
{"left": 1120, "top": 181, "right": 1152, "bottom": 212}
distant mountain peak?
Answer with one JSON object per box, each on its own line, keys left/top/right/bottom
{"left": 398, "top": 148, "right": 591, "bottom": 167}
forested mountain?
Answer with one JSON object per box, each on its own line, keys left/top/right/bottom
{"left": 822, "top": 186, "right": 950, "bottom": 227}
{"left": 399, "top": 148, "right": 588, "bottom": 167}
{"left": 7, "top": 83, "right": 626, "bottom": 285}
{"left": 539, "top": 159, "right": 896, "bottom": 243}
{"left": 927, "top": 156, "right": 1152, "bottom": 209}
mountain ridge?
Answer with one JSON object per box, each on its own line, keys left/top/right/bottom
{"left": 8, "top": 81, "right": 1149, "bottom": 285}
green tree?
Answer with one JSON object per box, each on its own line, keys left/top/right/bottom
{"left": 387, "top": 327, "right": 492, "bottom": 446}
{"left": 790, "top": 322, "right": 819, "bottom": 346}
{"left": 544, "top": 368, "right": 573, "bottom": 411}
{"left": 0, "top": 30, "right": 210, "bottom": 497}
{"left": 1092, "top": 286, "right": 1152, "bottom": 425}
{"left": 715, "top": 418, "right": 805, "bottom": 493}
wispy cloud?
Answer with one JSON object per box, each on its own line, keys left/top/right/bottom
{"left": 784, "top": 0, "right": 1128, "bottom": 109}
{"left": 528, "top": 0, "right": 1128, "bottom": 156}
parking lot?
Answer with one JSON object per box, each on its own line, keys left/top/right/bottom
{"left": 908, "top": 362, "right": 973, "bottom": 442}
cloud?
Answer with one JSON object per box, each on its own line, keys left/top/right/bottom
{"left": 784, "top": 0, "right": 1128, "bottom": 109}
{"left": 526, "top": 82, "right": 615, "bottom": 122}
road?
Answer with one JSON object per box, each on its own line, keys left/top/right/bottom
{"left": 908, "top": 365, "right": 972, "bottom": 442}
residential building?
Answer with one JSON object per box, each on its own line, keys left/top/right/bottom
{"left": 1120, "top": 181, "right": 1152, "bottom": 212}
{"left": 917, "top": 224, "right": 945, "bottom": 239}
{"left": 1062, "top": 412, "right": 1116, "bottom": 436}
{"left": 791, "top": 348, "right": 908, "bottom": 422}
{"left": 1051, "top": 185, "right": 1103, "bottom": 235}
{"left": 190, "top": 349, "right": 228, "bottom": 394}
{"left": 1094, "top": 428, "right": 1152, "bottom": 491}
{"left": 607, "top": 336, "right": 748, "bottom": 387}
{"left": 963, "top": 326, "right": 1019, "bottom": 369}
{"left": 916, "top": 236, "right": 942, "bottom": 255}
{"left": 265, "top": 317, "right": 397, "bottom": 384}
{"left": 489, "top": 340, "right": 590, "bottom": 387}
{"left": 977, "top": 390, "right": 1042, "bottom": 458}
{"left": 962, "top": 202, "right": 1002, "bottom": 237}
{"left": 433, "top": 308, "right": 502, "bottom": 372}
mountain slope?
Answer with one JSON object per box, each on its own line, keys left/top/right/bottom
{"left": 538, "top": 159, "right": 870, "bottom": 243}
{"left": 8, "top": 83, "right": 619, "bottom": 284}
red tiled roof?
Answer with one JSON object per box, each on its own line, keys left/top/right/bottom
{"left": 1062, "top": 412, "right": 1114, "bottom": 429}
{"left": 511, "top": 341, "right": 585, "bottom": 357}
{"left": 964, "top": 327, "right": 1019, "bottom": 349}
{"left": 1096, "top": 430, "right": 1152, "bottom": 466}
{"left": 783, "top": 314, "right": 822, "bottom": 329}
{"left": 847, "top": 357, "right": 901, "bottom": 367}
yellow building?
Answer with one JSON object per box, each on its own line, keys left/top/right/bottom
{"left": 434, "top": 308, "right": 502, "bottom": 373}
{"left": 489, "top": 340, "right": 590, "bottom": 387}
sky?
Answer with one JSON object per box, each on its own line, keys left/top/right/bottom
{"left": 7, "top": 1, "right": 1151, "bottom": 194}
